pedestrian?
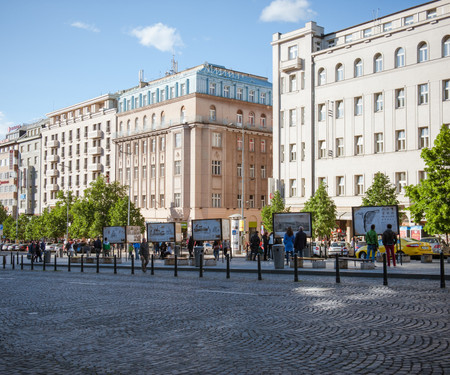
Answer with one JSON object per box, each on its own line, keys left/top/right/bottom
{"left": 222, "top": 239, "right": 229, "bottom": 258}
{"left": 68, "top": 241, "right": 75, "bottom": 257}
{"left": 268, "top": 232, "right": 274, "bottom": 260}
{"left": 153, "top": 242, "right": 160, "bottom": 256}
{"left": 382, "top": 224, "right": 397, "bottom": 267}
{"left": 128, "top": 243, "right": 134, "bottom": 260}
{"left": 36, "top": 240, "right": 45, "bottom": 262}
{"left": 262, "top": 231, "right": 269, "bottom": 261}
{"left": 29, "top": 241, "right": 36, "bottom": 261}
{"left": 283, "top": 227, "right": 295, "bottom": 264}
{"left": 160, "top": 242, "right": 168, "bottom": 259}
{"left": 103, "top": 237, "right": 111, "bottom": 257}
{"left": 213, "top": 240, "right": 220, "bottom": 261}
{"left": 250, "top": 231, "right": 260, "bottom": 261}
{"left": 93, "top": 237, "right": 102, "bottom": 256}
{"left": 294, "top": 226, "right": 307, "bottom": 258}
{"left": 187, "top": 236, "right": 194, "bottom": 259}
{"left": 140, "top": 237, "right": 150, "bottom": 272}
{"left": 133, "top": 242, "right": 140, "bottom": 260}
{"left": 365, "top": 224, "right": 378, "bottom": 262}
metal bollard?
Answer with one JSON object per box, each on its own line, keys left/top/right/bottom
{"left": 3, "top": 255, "right": 5, "bottom": 269}
{"left": 96, "top": 255, "right": 100, "bottom": 273}
{"left": 10, "top": 252, "right": 13, "bottom": 265}
{"left": 151, "top": 254, "right": 154, "bottom": 275}
{"left": 335, "top": 254, "right": 340, "bottom": 284}
{"left": 440, "top": 252, "right": 445, "bottom": 289}
{"left": 114, "top": 255, "right": 117, "bottom": 274}
{"left": 294, "top": 254, "right": 299, "bottom": 282}
{"left": 226, "top": 254, "right": 230, "bottom": 279}
{"left": 174, "top": 254, "right": 178, "bottom": 277}
{"left": 31, "top": 256, "right": 34, "bottom": 271}
{"left": 199, "top": 252, "right": 203, "bottom": 278}
{"left": 81, "top": 255, "right": 84, "bottom": 273}
{"left": 17, "top": 254, "right": 19, "bottom": 265}
{"left": 131, "top": 254, "right": 134, "bottom": 275}
{"left": 383, "top": 253, "right": 388, "bottom": 286}
{"left": 21, "top": 255, "right": 23, "bottom": 270}
{"left": 257, "top": 253, "right": 262, "bottom": 280}
{"left": 54, "top": 254, "right": 57, "bottom": 271}
{"left": 43, "top": 255, "right": 46, "bottom": 271}
{"left": 12, "top": 255, "right": 15, "bottom": 270}
{"left": 68, "top": 255, "right": 71, "bottom": 272}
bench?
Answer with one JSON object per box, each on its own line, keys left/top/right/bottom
{"left": 290, "top": 257, "right": 326, "bottom": 269}
{"left": 338, "top": 257, "right": 375, "bottom": 270}
{"left": 80, "top": 256, "right": 122, "bottom": 264}
{"left": 164, "top": 255, "right": 189, "bottom": 266}
{"left": 421, "top": 253, "right": 433, "bottom": 263}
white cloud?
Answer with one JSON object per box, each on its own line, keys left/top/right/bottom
{"left": 260, "top": 0, "right": 315, "bottom": 23}
{"left": 71, "top": 21, "right": 100, "bottom": 33}
{"left": 130, "top": 23, "right": 183, "bottom": 52}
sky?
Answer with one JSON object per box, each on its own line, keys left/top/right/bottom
{"left": 0, "top": 0, "right": 427, "bottom": 138}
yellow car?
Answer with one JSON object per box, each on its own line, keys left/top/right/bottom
{"left": 356, "top": 238, "right": 432, "bottom": 259}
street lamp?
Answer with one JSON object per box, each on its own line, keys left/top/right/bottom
{"left": 58, "top": 162, "right": 71, "bottom": 241}
{"left": 241, "top": 123, "right": 245, "bottom": 254}
{"left": 119, "top": 147, "right": 132, "bottom": 226}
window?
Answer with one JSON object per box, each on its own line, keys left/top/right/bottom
{"left": 374, "top": 93, "right": 383, "bottom": 112}
{"left": 419, "top": 127, "right": 429, "bottom": 149}
{"left": 363, "top": 28, "right": 372, "bottom": 37}
{"left": 249, "top": 112, "right": 255, "bottom": 126}
{"left": 150, "top": 164, "right": 156, "bottom": 178}
{"left": 134, "top": 166, "right": 138, "bottom": 179}
{"left": 173, "top": 193, "right": 181, "bottom": 208}
{"left": 318, "top": 104, "right": 325, "bottom": 121}
{"left": 249, "top": 164, "right": 255, "bottom": 178}
{"left": 174, "top": 133, "right": 182, "bottom": 148}
{"left": 289, "top": 74, "right": 297, "bottom": 91}
{"left": 396, "top": 172, "right": 407, "bottom": 193}
{"left": 151, "top": 114, "right": 156, "bottom": 129}
{"left": 336, "top": 101, "right": 344, "bottom": 118}
{"left": 212, "top": 193, "right": 221, "bottom": 208}
{"left": 318, "top": 141, "right": 326, "bottom": 159}
{"left": 237, "top": 88, "right": 243, "bottom": 100}
{"left": 300, "top": 107, "right": 305, "bottom": 125}
{"left": 335, "top": 64, "right": 344, "bottom": 81}
{"left": 374, "top": 54, "right": 383, "bottom": 73}
{"left": 418, "top": 42, "right": 428, "bottom": 62}
{"left": 180, "top": 83, "right": 186, "bottom": 96}
{"left": 375, "top": 133, "right": 384, "bottom": 153}
{"left": 443, "top": 36, "right": 450, "bottom": 57}
{"left": 289, "top": 109, "right": 297, "bottom": 127}
{"left": 383, "top": 22, "right": 392, "bottom": 32}
{"left": 161, "top": 111, "right": 165, "bottom": 126}
{"left": 261, "top": 165, "right": 266, "bottom": 178}
{"left": 418, "top": 171, "right": 428, "bottom": 182}
{"left": 151, "top": 139, "right": 156, "bottom": 153}
{"left": 280, "top": 145, "right": 285, "bottom": 163}
{"left": 443, "top": 80, "right": 450, "bottom": 100}
{"left": 260, "top": 92, "right": 266, "bottom": 104}
{"left": 419, "top": 84, "right": 429, "bottom": 105}
{"left": 396, "top": 130, "right": 406, "bottom": 151}
{"left": 161, "top": 89, "right": 166, "bottom": 102}
{"left": 142, "top": 166, "right": 147, "bottom": 178}
{"left": 237, "top": 164, "right": 242, "bottom": 177}
{"left": 427, "top": 9, "right": 437, "bottom": 19}
{"left": 289, "top": 144, "right": 297, "bottom": 162}
{"left": 404, "top": 15, "right": 414, "bottom": 26}
{"left": 355, "top": 175, "right": 364, "bottom": 195}
{"left": 209, "top": 105, "right": 216, "bottom": 121}
{"left": 211, "top": 160, "right": 221, "bottom": 175}
{"left": 354, "top": 59, "right": 363, "bottom": 77}
{"left": 180, "top": 107, "right": 186, "bottom": 123}
{"left": 345, "top": 34, "right": 352, "bottom": 43}
{"left": 355, "top": 136, "right": 363, "bottom": 155}
{"left": 288, "top": 45, "right": 298, "bottom": 59}
{"left": 237, "top": 194, "right": 242, "bottom": 208}
{"left": 396, "top": 88, "right": 405, "bottom": 108}
{"left": 354, "top": 97, "right": 363, "bottom": 116}
{"left": 261, "top": 140, "right": 266, "bottom": 153}
{"left": 289, "top": 179, "right": 297, "bottom": 197}
{"left": 395, "top": 48, "right": 405, "bottom": 68}
{"left": 223, "top": 86, "right": 230, "bottom": 98}
{"left": 160, "top": 163, "right": 165, "bottom": 177}
{"left": 260, "top": 114, "right": 266, "bottom": 128}
{"left": 212, "top": 132, "right": 222, "bottom": 147}
{"left": 249, "top": 90, "right": 255, "bottom": 102}
{"left": 336, "top": 138, "right": 344, "bottom": 157}
{"left": 300, "top": 142, "right": 305, "bottom": 161}
{"left": 236, "top": 110, "right": 243, "bottom": 125}
{"left": 209, "top": 82, "right": 216, "bottom": 95}
{"left": 174, "top": 160, "right": 182, "bottom": 175}
{"left": 261, "top": 195, "right": 266, "bottom": 207}
{"left": 337, "top": 177, "right": 345, "bottom": 196}
{"left": 237, "top": 136, "right": 242, "bottom": 150}
{"left": 318, "top": 68, "right": 326, "bottom": 85}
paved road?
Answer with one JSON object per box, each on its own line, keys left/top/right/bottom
{"left": 0, "top": 269, "right": 448, "bottom": 374}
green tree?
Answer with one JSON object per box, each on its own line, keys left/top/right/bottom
{"left": 261, "top": 190, "right": 290, "bottom": 233}
{"left": 17, "top": 214, "right": 30, "bottom": 241}
{"left": 25, "top": 215, "right": 45, "bottom": 241}
{"left": 3, "top": 215, "right": 15, "bottom": 241}
{"left": 406, "top": 125, "right": 450, "bottom": 240}
{"left": 0, "top": 202, "right": 8, "bottom": 224}
{"left": 109, "top": 197, "right": 145, "bottom": 231}
{"left": 362, "top": 172, "right": 399, "bottom": 206}
{"left": 303, "top": 182, "right": 337, "bottom": 239}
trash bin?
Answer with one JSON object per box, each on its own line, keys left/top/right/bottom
{"left": 174, "top": 245, "right": 181, "bottom": 256}
{"left": 303, "top": 246, "right": 311, "bottom": 258}
{"left": 44, "top": 250, "right": 51, "bottom": 263}
{"left": 273, "top": 244, "right": 285, "bottom": 269}
{"left": 194, "top": 246, "right": 203, "bottom": 267}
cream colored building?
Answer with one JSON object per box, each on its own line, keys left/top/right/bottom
{"left": 272, "top": 0, "right": 450, "bottom": 237}
{"left": 114, "top": 63, "right": 273, "bottom": 237}
{"left": 42, "top": 94, "right": 117, "bottom": 208}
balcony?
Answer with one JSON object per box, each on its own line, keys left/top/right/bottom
{"left": 46, "top": 169, "right": 59, "bottom": 177}
{"left": 88, "top": 147, "right": 102, "bottom": 155}
{"left": 88, "top": 163, "right": 102, "bottom": 172}
{"left": 47, "top": 140, "right": 60, "bottom": 148}
{"left": 88, "top": 130, "right": 103, "bottom": 139}
{"left": 47, "top": 184, "right": 59, "bottom": 191}
{"left": 280, "top": 57, "right": 303, "bottom": 73}
{"left": 47, "top": 155, "right": 59, "bottom": 163}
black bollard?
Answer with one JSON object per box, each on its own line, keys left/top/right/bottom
{"left": 17, "top": 254, "right": 19, "bottom": 265}
{"left": 335, "top": 254, "right": 340, "bottom": 284}
{"left": 440, "top": 252, "right": 445, "bottom": 289}
{"left": 226, "top": 254, "right": 230, "bottom": 279}
{"left": 131, "top": 254, "right": 134, "bottom": 275}
{"left": 3, "top": 255, "right": 5, "bottom": 269}
{"left": 174, "top": 254, "right": 178, "bottom": 277}
{"left": 81, "top": 255, "right": 84, "bottom": 273}
{"left": 31, "top": 255, "right": 34, "bottom": 271}
{"left": 21, "top": 255, "right": 23, "bottom": 270}
{"left": 54, "top": 254, "right": 57, "bottom": 271}
{"left": 12, "top": 255, "right": 14, "bottom": 270}
{"left": 43, "top": 255, "right": 46, "bottom": 271}
{"left": 294, "top": 254, "right": 299, "bottom": 282}
{"left": 68, "top": 255, "right": 71, "bottom": 272}
{"left": 199, "top": 252, "right": 203, "bottom": 278}
{"left": 383, "top": 253, "right": 388, "bottom": 286}
{"left": 96, "top": 254, "right": 100, "bottom": 273}
{"left": 10, "top": 252, "right": 12, "bottom": 265}
{"left": 151, "top": 254, "right": 154, "bottom": 275}
{"left": 114, "top": 255, "right": 117, "bottom": 274}
{"left": 257, "top": 253, "right": 262, "bottom": 281}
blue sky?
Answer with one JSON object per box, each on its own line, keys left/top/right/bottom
{"left": 0, "top": 0, "right": 425, "bottom": 138}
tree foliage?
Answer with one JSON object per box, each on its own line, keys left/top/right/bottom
{"left": 0, "top": 202, "right": 8, "bottom": 224}
{"left": 3, "top": 215, "right": 15, "bottom": 240}
{"left": 109, "top": 196, "right": 145, "bottom": 231}
{"left": 302, "top": 182, "right": 337, "bottom": 239}
{"left": 261, "top": 191, "right": 290, "bottom": 233}
{"left": 362, "top": 172, "right": 399, "bottom": 206}
{"left": 405, "top": 125, "right": 450, "bottom": 237}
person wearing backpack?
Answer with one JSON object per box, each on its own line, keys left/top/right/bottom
{"left": 382, "top": 224, "right": 397, "bottom": 267}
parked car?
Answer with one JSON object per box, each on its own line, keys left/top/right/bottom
{"left": 203, "top": 242, "right": 213, "bottom": 254}
{"left": 356, "top": 238, "right": 432, "bottom": 259}
{"left": 311, "top": 242, "right": 321, "bottom": 256}
{"left": 328, "top": 241, "right": 353, "bottom": 256}
{"left": 355, "top": 241, "right": 366, "bottom": 252}
{"left": 420, "top": 237, "right": 450, "bottom": 256}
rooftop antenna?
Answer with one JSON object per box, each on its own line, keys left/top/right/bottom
{"left": 139, "top": 69, "right": 144, "bottom": 83}
{"left": 372, "top": 8, "right": 381, "bottom": 25}
{"left": 165, "top": 54, "right": 178, "bottom": 76}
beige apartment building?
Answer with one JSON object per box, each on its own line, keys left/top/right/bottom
{"left": 114, "top": 63, "right": 273, "bottom": 237}
{"left": 42, "top": 94, "right": 117, "bottom": 208}
{"left": 272, "top": 0, "right": 450, "bottom": 238}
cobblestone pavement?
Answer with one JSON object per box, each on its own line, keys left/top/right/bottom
{"left": 0, "top": 268, "right": 449, "bottom": 374}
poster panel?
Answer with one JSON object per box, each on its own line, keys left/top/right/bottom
{"left": 103, "top": 226, "right": 126, "bottom": 244}
{"left": 147, "top": 222, "right": 176, "bottom": 243}
{"left": 192, "top": 219, "right": 222, "bottom": 242}
{"left": 222, "top": 219, "right": 230, "bottom": 240}
{"left": 126, "top": 226, "right": 142, "bottom": 243}
{"left": 273, "top": 212, "right": 312, "bottom": 238}
{"left": 352, "top": 205, "right": 399, "bottom": 236}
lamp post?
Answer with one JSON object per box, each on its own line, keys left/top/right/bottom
{"left": 241, "top": 123, "right": 245, "bottom": 254}
{"left": 59, "top": 163, "right": 71, "bottom": 241}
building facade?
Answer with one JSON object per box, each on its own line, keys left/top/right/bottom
{"left": 114, "top": 63, "right": 273, "bottom": 237}
{"left": 272, "top": 0, "right": 450, "bottom": 238}
{"left": 42, "top": 94, "right": 117, "bottom": 208}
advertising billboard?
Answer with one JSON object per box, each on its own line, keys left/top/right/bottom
{"left": 192, "top": 219, "right": 222, "bottom": 242}
{"left": 102, "top": 226, "right": 126, "bottom": 244}
{"left": 272, "top": 212, "right": 312, "bottom": 238}
{"left": 147, "top": 222, "right": 176, "bottom": 243}
{"left": 352, "top": 205, "right": 399, "bottom": 236}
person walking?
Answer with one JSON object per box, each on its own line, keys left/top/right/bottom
{"left": 133, "top": 242, "right": 140, "bottom": 260}
{"left": 187, "top": 236, "right": 194, "bottom": 259}
{"left": 382, "top": 224, "right": 397, "bottom": 267}
{"left": 140, "top": 237, "right": 150, "bottom": 272}
{"left": 103, "top": 237, "right": 111, "bottom": 257}
{"left": 365, "top": 224, "right": 378, "bottom": 262}
{"left": 213, "top": 240, "right": 220, "bottom": 261}
{"left": 283, "top": 227, "right": 295, "bottom": 264}
{"left": 262, "top": 231, "right": 269, "bottom": 261}
{"left": 250, "top": 231, "right": 260, "bottom": 261}
{"left": 268, "top": 232, "right": 274, "bottom": 260}
{"left": 294, "top": 226, "right": 307, "bottom": 258}
{"left": 93, "top": 237, "right": 102, "bottom": 256}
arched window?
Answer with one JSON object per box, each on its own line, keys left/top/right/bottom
{"left": 119, "top": 121, "right": 123, "bottom": 133}
{"left": 374, "top": 53, "right": 383, "bottom": 73}
{"left": 143, "top": 116, "right": 147, "bottom": 129}
{"left": 354, "top": 59, "right": 363, "bottom": 77}
{"left": 260, "top": 114, "right": 267, "bottom": 128}
{"left": 418, "top": 42, "right": 428, "bottom": 62}
{"left": 335, "top": 63, "right": 344, "bottom": 81}
{"left": 249, "top": 112, "right": 255, "bottom": 126}
{"left": 151, "top": 114, "right": 156, "bottom": 130}
{"left": 180, "top": 106, "right": 186, "bottom": 123}
{"left": 236, "top": 110, "right": 243, "bottom": 126}
{"left": 443, "top": 36, "right": 450, "bottom": 57}
{"left": 209, "top": 105, "right": 216, "bottom": 121}
{"left": 161, "top": 111, "right": 165, "bottom": 126}
{"left": 135, "top": 118, "right": 139, "bottom": 130}
{"left": 318, "top": 68, "right": 326, "bottom": 86}
{"left": 395, "top": 48, "right": 405, "bottom": 68}
{"left": 127, "top": 120, "right": 131, "bottom": 132}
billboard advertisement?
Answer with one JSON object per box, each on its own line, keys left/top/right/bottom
{"left": 147, "top": 222, "right": 176, "bottom": 243}
{"left": 352, "top": 205, "right": 399, "bottom": 236}
{"left": 272, "top": 212, "right": 312, "bottom": 238}
{"left": 126, "top": 226, "right": 142, "bottom": 243}
{"left": 103, "top": 226, "right": 126, "bottom": 244}
{"left": 192, "top": 219, "right": 222, "bottom": 242}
